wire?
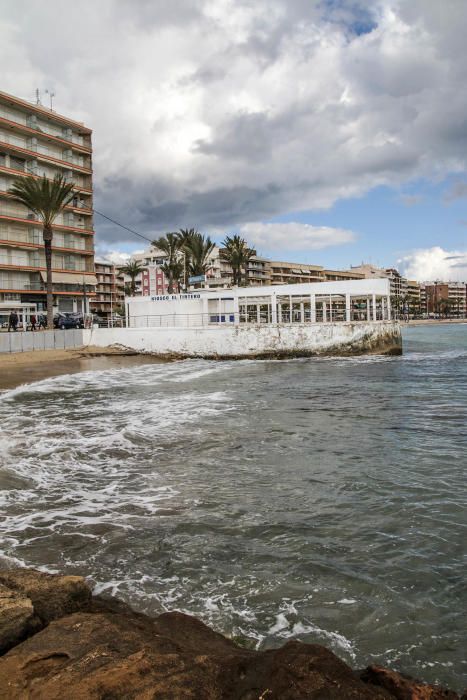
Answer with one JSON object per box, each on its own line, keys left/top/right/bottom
{"left": 93, "top": 209, "right": 153, "bottom": 244}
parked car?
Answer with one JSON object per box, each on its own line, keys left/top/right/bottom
{"left": 53, "top": 313, "right": 81, "bottom": 330}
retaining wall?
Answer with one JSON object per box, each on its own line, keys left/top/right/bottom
{"left": 0, "top": 330, "right": 85, "bottom": 354}
{"left": 82, "top": 321, "right": 402, "bottom": 359}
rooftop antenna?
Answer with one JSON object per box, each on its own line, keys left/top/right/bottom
{"left": 35, "top": 88, "right": 41, "bottom": 105}
{"left": 44, "top": 89, "right": 55, "bottom": 111}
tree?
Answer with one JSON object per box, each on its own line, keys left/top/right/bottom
{"left": 186, "top": 233, "right": 215, "bottom": 279}
{"left": 120, "top": 260, "right": 144, "bottom": 296}
{"left": 221, "top": 235, "right": 255, "bottom": 286}
{"left": 9, "top": 174, "right": 75, "bottom": 329}
{"left": 152, "top": 233, "right": 182, "bottom": 293}
{"left": 177, "top": 228, "right": 198, "bottom": 291}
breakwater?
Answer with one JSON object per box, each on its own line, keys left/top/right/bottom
{"left": 82, "top": 320, "right": 402, "bottom": 358}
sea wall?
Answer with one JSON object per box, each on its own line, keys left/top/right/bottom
{"left": 0, "top": 329, "right": 85, "bottom": 354}
{"left": 82, "top": 321, "right": 402, "bottom": 359}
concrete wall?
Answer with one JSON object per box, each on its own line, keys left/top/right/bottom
{"left": 0, "top": 330, "right": 85, "bottom": 354}
{"left": 82, "top": 321, "right": 402, "bottom": 359}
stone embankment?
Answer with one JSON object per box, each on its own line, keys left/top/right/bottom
{"left": 0, "top": 568, "right": 462, "bottom": 699}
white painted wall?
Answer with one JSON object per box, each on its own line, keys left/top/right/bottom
{"left": 83, "top": 321, "right": 401, "bottom": 358}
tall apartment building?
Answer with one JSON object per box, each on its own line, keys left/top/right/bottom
{"left": 91, "top": 260, "right": 125, "bottom": 318}
{"left": 0, "top": 90, "right": 96, "bottom": 317}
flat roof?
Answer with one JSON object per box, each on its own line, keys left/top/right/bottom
{"left": 0, "top": 90, "right": 92, "bottom": 133}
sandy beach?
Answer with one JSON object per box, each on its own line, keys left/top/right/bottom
{"left": 0, "top": 346, "right": 167, "bottom": 391}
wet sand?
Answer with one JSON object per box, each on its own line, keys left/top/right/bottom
{"left": 0, "top": 346, "right": 167, "bottom": 391}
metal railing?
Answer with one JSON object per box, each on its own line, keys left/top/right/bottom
{"left": 127, "top": 310, "right": 392, "bottom": 328}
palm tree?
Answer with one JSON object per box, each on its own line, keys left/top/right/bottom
{"left": 152, "top": 233, "right": 182, "bottom": 293}
{"left": 9, "top": 174, "right": 75, "bottom": 329}
{"left": 186, "top": 233, "right": 215, "bottom": 280}
{"left": 120, "top": 260, "right": 144, "bottom": 296}
{"left": 160, "top": 258, "right": 184, "bottom": 293}
{"left": 178, "top": 228, "right": 198, "bottom": 291}
{"left": 221, "top": 235, "right": 255, "bottom": 286}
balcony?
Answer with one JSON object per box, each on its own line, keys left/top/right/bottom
{"left": 0, "top": 131, "right": 92, "bottom": 172}
{"left": 0, "top": 106, "right": 91, "bottom": 150}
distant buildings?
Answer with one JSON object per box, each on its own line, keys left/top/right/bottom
{"left": 423, "top": 282, "right": 467, "bottom": 317}
{"left": 90, "top": 260, "right": 124, "bottom": 318}
{"left": 0, "top": 89, "right": 96, "bottom": 317}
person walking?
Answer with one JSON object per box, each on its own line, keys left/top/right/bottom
{"left": 30, "top": 314, "right": 37, "bottom": 331}
{"left": 38, "top": 314, "right": 47, "bottom": 330}
{"left": 8, "top": 311, "right": 18, "bottom": 332}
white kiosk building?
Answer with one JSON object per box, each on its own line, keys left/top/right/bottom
{"left": 80, "top": 278, "right": 401, "bottom": 358}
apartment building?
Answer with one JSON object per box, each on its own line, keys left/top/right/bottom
{"left": 424, "top": 282, "right": 467, "bottom": 316}
{"left": 349, "top": 264, "right": 408, "bottom": 298}
{"left": 0, "top": 90, "right": 96, "bottom": 316}
{"left": 270, "top": 261, "right": 325, "bottom": 285}
{"left": 90, "top": 260, "right": 124, "bottom": 318}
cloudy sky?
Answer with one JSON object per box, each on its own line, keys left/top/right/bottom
{"left": 1, "top": 0, "right": 467, "bottom": 279}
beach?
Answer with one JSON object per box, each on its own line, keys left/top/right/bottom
{"left": 0, "top": 346, "right": 167, "bottom": 391}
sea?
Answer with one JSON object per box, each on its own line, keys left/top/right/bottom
{"left": 0, "top": 324, "right": 466, "bottom": 691}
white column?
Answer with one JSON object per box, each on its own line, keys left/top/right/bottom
{"left": 366, "top": 298, "right": 371, "bottom": 322}
{"left": 322, "top": 300, "right": 327, "bottom": 322}
{"left": 345, "top": 294, "right": 351, "bottom": 322}
{"left": 202, "top": 295, "right": 209, "bottom": 325}
{"left": 289, "top": 296, "right": 292, "bottom": 323}
{"left": 233, "top": 294, "right": 239, "bottom": 323}
{"left": 271, "top": 293, "right": 277, "bottom": 324}
{"left": 387, "top": 295, "right": 391, "bottom": 320}
{"left": 217, "top": 297, "right": 222, "bottom": 323}
{"left": 329, "top": 295, "right": 333, "bottom": 322}
{"left": 372, "top": 294, "right": 377, "bottom": 322}
{"left": 300, "top": 302, "right": 305, "bottom": 323}
{"left": 278, "top": 303, "right": 282, "bottom": 323}
{"left": 310, "top": 294, "right": 316, "bottom": 323}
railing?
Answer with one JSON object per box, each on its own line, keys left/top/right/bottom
{"left": 127, "top": 310, "right": 391, "bottom": 328}
{"left": 0, "top": 132, "right": 90, "bottom": 172}
{"left": 0, "top": 108, "right": 86, "bottom": 147}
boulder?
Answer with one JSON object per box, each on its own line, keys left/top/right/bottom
{"left": 360, "top": 665, "right": 461, "bottom": 700}
{"left": 0, "top": 609, "right": 394, "bottom": 699}
{"left": 0, "top": 583, "right": 41, "bottom": 654}
{"left": 0, "top": 568, "right": 91, "bottom": 625}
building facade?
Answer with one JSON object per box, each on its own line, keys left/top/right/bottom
{"left": 91, "top": 260, "right": 124, "bottom": 318}
{"left": 0, "top": 90, "right": 96, "bottom": 319}
{"left": 424, "top": 282, "right": 467, "bottom": 317}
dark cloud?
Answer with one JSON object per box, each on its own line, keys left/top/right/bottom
{"left": 1, "top": 0, "right": 466, "bottom": 249}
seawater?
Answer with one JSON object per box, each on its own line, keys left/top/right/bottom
{"left": 0, "top": 324, "right": 466, "bottom": 691}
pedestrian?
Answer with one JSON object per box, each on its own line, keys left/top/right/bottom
{"left": 8, "top": 311, "right": 18, "bottom": 332}
{"left": 38, "top": 314, "right": 47, "bottom": 330}
{"left": 30, "top": 314, "right": 37, "bottom": 331}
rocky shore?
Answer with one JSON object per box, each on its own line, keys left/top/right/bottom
{"left": 0, "top": 568, "right": 463, "bottom": 699}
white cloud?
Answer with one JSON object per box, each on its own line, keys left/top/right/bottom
{"left": 238, "top": 222, "right": 356, "bottom": 252}
{"left": 398, "top": 246, "right": 467, "bottom": 282}
{"left": 0, "top": 1, "right": 466, "bottom": 246}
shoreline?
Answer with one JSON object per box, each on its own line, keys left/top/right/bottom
{"left": 0, "top": 346, "right": 169, "bottom": 391}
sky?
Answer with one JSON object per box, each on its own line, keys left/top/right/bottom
{"left": 1, "top": 0, "right": 467, "bottom": 280}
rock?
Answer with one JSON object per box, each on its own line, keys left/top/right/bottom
{"left": 360, "top": 665, "right": 461, "bottom": 700}
{"left": 0, "top": 583, "right": 41, "bottom": 654}
{"left": 0, "top": 569, "right": 461, "bottom": 699}
{"left": 0, "top": 568, "right": 91, "bottom": 625}
{"left": 0, "top": 609, "right": 395, "bottom": 699}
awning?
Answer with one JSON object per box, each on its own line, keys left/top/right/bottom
{"left": 39, "top": 271, "right": 97, "bottom": 285}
